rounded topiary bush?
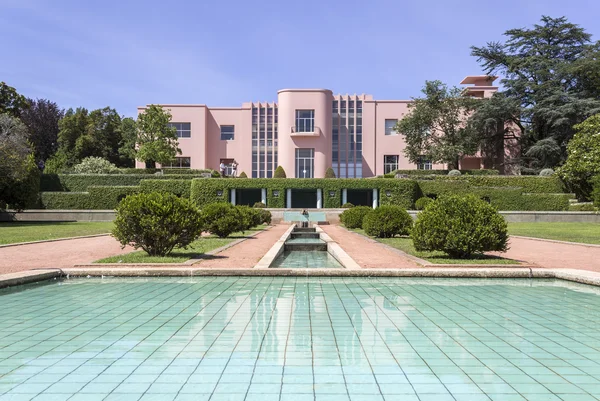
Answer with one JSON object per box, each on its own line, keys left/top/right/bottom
{"left": 201, "top": 203, "right": 242, "bottom": 238}
{"left": 339, "top": 206, "right": 372, "bottom": 229}
{"left": 273, "top": 166, "right": 286, "bottom": 178}
{"left": 539, "top": 168, "right": 555, "bottom": 176}
{"left": 415, "top": 197, "right": 434, "bottom": 210}
{"left": 411, "top": 194, "right": 508, "bottom": 259}
{"left": 236, "top": 205, "right": 262, "bottom": 232}
{"left": 73, "top": 156, "right": 120, "bottom": 174}
{"left": 238, "top": 171, "right": 248, "bottom": 178}
{"left": 325, "top": 167, "right": 336, "bottom": 178}
{"left": 363, "top": 205, "right": 413, "bottom": 238}
{"left": 253, "top": 202, "right": 266, "bottom": 208}
{"left": 341, "top": 203, "right": 354, "bottom": 208}
{"left": 112, "top": 192, "right": 204, "bottom": 256}
{"left": 448, "top": 169, "right": 461, "bottom": 176}
{"left": 259, "top": 209, "right": 272, "bottom": 225}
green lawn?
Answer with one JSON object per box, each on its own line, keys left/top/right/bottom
{"left": 96, "top": 228, "right": 264, "bottom": 263}
{"left": 508, "top": 222, "right": 600, "bottom": 245}
{"left": 351, "top": 228, "right": 517, "bottom": 265}
{"left": 0, "top": 222, "right": 115, "bottom": 245}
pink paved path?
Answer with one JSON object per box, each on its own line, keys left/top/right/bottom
{"left": 491, "top": 237, "right": 600, "bottom": 273}
{"left": 195, "top": 224, "right": 290, "bottom": 268}
{"left": 0, "top": 235, "right": 132, "bottom": 274}
{"left": 320, "top": 225, "right": 420, "bottom": 268}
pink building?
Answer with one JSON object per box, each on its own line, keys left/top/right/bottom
{"left": 137, "top": 76, "right": 502, "bottom": 177}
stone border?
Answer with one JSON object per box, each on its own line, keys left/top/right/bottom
{"left": 340, "top": 226, "right": 535, "bottom": 269}
{"left": 315, "top": 226, "right": 361, "bottom": 270}
{"left": 0, "top": 233, "right": 111, "bottom": 249}
{"left": 510, "top": 235, "right": 600, "bottom": 248}
{"left": 0, "top": 269, "right": 62, "bottom": 289}
{"left": 254, "top": 224, "right": 295, "bottom": 269}
{"left": 74, "top": 226, "right": 271, "bottom": 268}
{"left": 1, "top": 267, "right": 599, "bottom": 289}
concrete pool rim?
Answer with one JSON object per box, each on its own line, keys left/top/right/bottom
{"left": 2, "top": 266, "right": 600, "bottom": 290}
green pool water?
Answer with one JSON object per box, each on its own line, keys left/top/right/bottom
{"left": 1, "top": 277, "right": 600, "bottom": 401}
{"left": 271, "top": 251, "right": 342, "bottom": 268}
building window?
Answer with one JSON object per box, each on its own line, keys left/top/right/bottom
{"left": 295, "top": 110, "right": 314, "bottom": 132}
{"left": 384, "top": 155, "right": 398, "bottom": 174}
{"left": 164, "top": 157, "right": 191, "bottom": 168}
{"left": 296, "top": 148, "right": 314, "bottom": 178}
{"left": 417, "top": 156, "right": 432, "bottom": 170}
{"left": 220, "top": 125, "right": 235, "bottom": 140}
{"left": 168, "top": 122, "right": 191, "bottom": 138}
{"left": 385, "top": 119, "right": 398, "bottom": 135}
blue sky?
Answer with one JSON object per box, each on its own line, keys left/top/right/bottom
{"left": 1, "top": 0, "right": 599, "bottom": 117}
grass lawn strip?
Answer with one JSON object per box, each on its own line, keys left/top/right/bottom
{"left": 96, "top": 228, "right": 264, "bottom": 263}
{"left": 507, "top": 222, "right": 600, "bottom": 245}
{"left": 351, "top": 228, "right": 517, "bottom": 265}
{"left": 0, "top": 222, "right": 115, "bottom": 245}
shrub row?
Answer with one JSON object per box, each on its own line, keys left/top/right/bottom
{"left": 593, "top": 176, "right": 600, "bottom": 208}
{"left": 422, "top": 175, "right": 565, "bottom": 193}
{"left": 40, "top": 186, "right": 140, "bottom": 209}
{"left": 384, "top": 169, "right": 499, "bottom": 177}
{"left": 40, "top": 174, "right": 210, "bottom": 192}
{"left": 190, "top": 178, "right": 420, "bottom": 209}
{"left": 139, "top": 179, "right": 191, "bottom": 198}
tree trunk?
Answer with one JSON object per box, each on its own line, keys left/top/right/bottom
{"left": 449, "top": 157, "right": 460, "bottom": 170}
{"left": 145, "top": 160, "right": 156, "bottom": 169}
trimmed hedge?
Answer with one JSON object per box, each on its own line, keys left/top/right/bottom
{"left": 40, "top": 186, "right": 139, "bottom": 210}
{"left": 190, "top": 178, "right": 420, "bottom": 209}
{"left": 40, "top": 174, "right": 208, "bottom": 192}
{"left": 140, "top": 179, "right": 191, "bottom": 198}
{"left": 385, "top": 169, "right": 499, "bottom": 177}
{"left": 425, "top": 176, "right": 565, "bottom": 193}
{"left": 40, "top": 192, "right": 93, "bottom": 209}
{"left": 593, "top": 176, "right": 600, "bottom": 208}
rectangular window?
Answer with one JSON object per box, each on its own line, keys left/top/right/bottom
{"left": 385, "top": 119, "right": 398, "bottom": 135}
{"left": 417, "top": 156, "right": 432, "bottom": 170}
{"left": 295, "top": 148, "right": 314, "bottom": 178}
{"left": 220, "top": 125, "right": 234, "bottom": 140}
{"left": 295, "top": 110, "right": 315, "bottom": 132}
{"left": 384, "top": 155, "right": 399, "bottom": 174}
{"left": 168, "top": 122, "right": 191, "bottom": 138}
{"left": 165, "top": 157, "right": 191, "bottom": 168}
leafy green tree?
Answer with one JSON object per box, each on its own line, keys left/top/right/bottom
{"left": 55, "top": 107, "right": 135, "bottom": 169}
{"left": 471, "top": 16, "right": 600, "bottom": 166}
{"left": 396, "top": 80, "right": 479, "bottom": 170}
{"left": 556, "top": 114, "right": 600, "bottom": 200}
{"left": 0, "top": 114, "right": 40, "bottom": 210}
{"left": 467, "top": 92, "right": 523, "bottom": 172}
{"left": 0, "top": 82, "right": 29, "bottom": 117}
{"left": 19, "top": 98, "right": 64, "bottom": 162}
{"left": 118, "top": 117, "right": 137, "bottom": 167}
{"left": 136, "top": 105, "right": 180, "bottom": 168}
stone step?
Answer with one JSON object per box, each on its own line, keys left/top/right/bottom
{"left": 290, "top": 232, "right": 320, "bottom": 239}
{"left": 284, "top": 243, "right": 328, "bottom": 252}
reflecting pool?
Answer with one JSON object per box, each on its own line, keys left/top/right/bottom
{"left": 0, "top": 277, "right": 599, "bottom": 401}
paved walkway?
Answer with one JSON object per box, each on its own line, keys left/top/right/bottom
{"left": 319, "top": 225, "right": 420, "bottom": 268}
{"left": 0, "top": 235, "right": 132, "bottom": 274}
{"left": 195, "top": 224, "right": 290, "bottom": 268}
{"left": 491, "top": 237, "right": 600, "bottom": 273}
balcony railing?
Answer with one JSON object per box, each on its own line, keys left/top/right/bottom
{"left": 290, "top": 126, "right": 321, "bottom": 137}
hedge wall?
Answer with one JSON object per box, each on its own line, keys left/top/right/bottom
{"left": 190, "top": 178, "right": 420, "bottom": 209}
{"left": 139, "top": 179, "right": 191, "bottom": 198}
{"left": 40, "top": 174, "right": 210, "bottom": 192}
{"left": 40, "top": 186, "right": 139, "bottom": 209}
{"left": 418, "top": 176, "right": 565, "bottom": 193}
{"left": 385, "top": 169, "right": 499, "bottom": 177}
{"left": 40, "top": 192, "right": 92, "bottom": 209}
